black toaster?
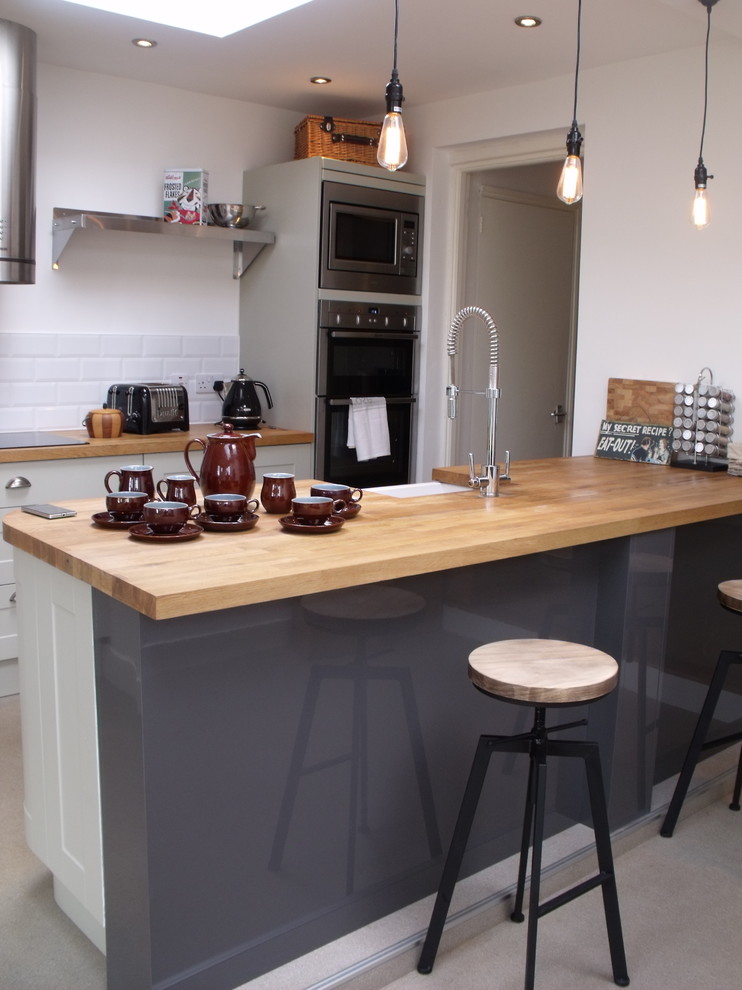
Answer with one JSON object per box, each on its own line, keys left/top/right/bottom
{"left": 106, "top": 383, "right": 189, "bottom": 434}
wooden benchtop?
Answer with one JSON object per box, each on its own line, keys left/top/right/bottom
{"left": 4, "top": 457, "right": 742, "bottom": 621}
{"left": 0, "top": 425, "right": 313, "bottom": 464}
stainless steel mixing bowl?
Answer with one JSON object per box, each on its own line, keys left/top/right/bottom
{"left": 207, "top": 204, "right": 265, "bottom": 228}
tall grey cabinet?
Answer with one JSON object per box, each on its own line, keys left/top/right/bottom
{"left": 238, "top": 157, "right": 425, "bottom": 472}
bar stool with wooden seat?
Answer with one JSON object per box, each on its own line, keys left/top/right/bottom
{"left": 417, "top": 638, "right": 630, "bottom": 990}
{"left": 660, "top": 580, "right": 742, "bottom": 838}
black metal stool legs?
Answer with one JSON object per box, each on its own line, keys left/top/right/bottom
{"left": 661, "top": 649, "right": 742, "bottom": 837}
{"left": 418, "top": 709, "right": 629, "bottom": 989}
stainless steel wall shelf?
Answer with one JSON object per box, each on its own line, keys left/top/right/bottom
{"left": 52, "top": 208, "right": 275, "bottom": 279}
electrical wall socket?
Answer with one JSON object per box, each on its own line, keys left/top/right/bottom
{"left": 170, "top": 374, "right": 187, "bottom": 386}
{"left": 195, "top": 376, "right": 214, "bottom": 394}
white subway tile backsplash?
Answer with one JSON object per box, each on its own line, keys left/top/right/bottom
{"left": 102, "top": 335, "right": 146, "bottom": 357}
{"left": 143, "top": 335, "right": 184, "bottom": 356}
{"left": 37, "top": 406, "right": 81, "bottom": 429}
{"left": 0, "top": 357, "right": 35, "bottom": 381}
{"left": 80, "top": 357, "right": 133, "bottom": 380}
{"left": 121, "top": 359, "right": 165, "bottom": 381}
{"left": 182, "top": 336, "right": 222, "bottom": 356}
{"left": 0, "top": 407, "right": 32, "bottom": 432}
{"left": 35, "top": 357, "right": 85, "bottom": 381}
{"left": 0, "top": 332, "right": 238, "bottom": 430}
{"left": 58, "top": 335, "right": 103, "bottom": 357}
{"left": 1, "top": 333, "right": 57, "bottom": 356}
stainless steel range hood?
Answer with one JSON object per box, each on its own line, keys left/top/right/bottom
{"left": 0, "top": 19, "right": 36, "bottom": 285}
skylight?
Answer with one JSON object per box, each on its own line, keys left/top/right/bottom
{"left": 61, "top": 0, "right": 316, "bottom": 38}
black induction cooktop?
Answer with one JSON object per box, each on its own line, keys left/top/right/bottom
{"left": 0, "top": 432, "right": 88, "bottom": 450}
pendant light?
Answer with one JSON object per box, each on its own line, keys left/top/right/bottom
{"left": 377, "top": 0, "right": 408, "bottom": 171}
{"left": 556, "top": 0, "right": 583, "bottom": 205}
{"left": 691, "top": 0, "right": 719, "bottom": 230}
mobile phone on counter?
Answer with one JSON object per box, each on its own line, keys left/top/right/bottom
{"left": 22, "top": 504, "right": 77, "bottom": 519}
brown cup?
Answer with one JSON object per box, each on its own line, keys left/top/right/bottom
{"left": 105, "top": 490, "right": 149, "bottom": 521}
{"left": 260, "top": 473, "right": 296, "bottom": 514}
{"left": 291, "top": 495, "right": 345, "bottom": 525}
{"left": 142, "top": 500, "right": 197, "bottom": 534}
{"left": 83, "top": 407, "right": 124, "bottom": 439}
{"left": 156, "top": 474, "right": 198, "bottom": 507}
{"left": 310, "top": 482, "right": 363, "bottom": 505}
{"left": 203, "top": 493, "right": 259, "bottom": 522}
{"left": 105, "top": 464, "right": 156, "bottom": 498}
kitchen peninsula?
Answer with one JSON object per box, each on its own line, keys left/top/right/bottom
{"left": 4, "top": 457, "right": 742, "bottom": 990}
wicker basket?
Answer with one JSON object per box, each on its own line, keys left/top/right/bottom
{"left": 294, "top": 115, "right": 382, "bottom": 167}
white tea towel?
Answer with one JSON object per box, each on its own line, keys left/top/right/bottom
{"left": 347, "top": 397, "right": 391, "bottom": 461}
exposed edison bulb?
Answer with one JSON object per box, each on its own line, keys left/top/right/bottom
{"left": 692, "top": 161, "right": 711, "bottom": 229}
{"left": 557, "top": 155, "right": 583, "bottom": 205}
{"left": 692, "top": 187, "right": 710, "bottom": 229}
{"left": 377, "top": 111, "right": 408, "bottom": 171}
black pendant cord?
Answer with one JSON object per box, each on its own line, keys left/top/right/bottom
{"left": 569, "top": 0, "right": 582, "bottom": 131}
{"left": 697, "top": 2, "right": 712, "bottom": 164}
{"left": 392, "top": 0, "right": 400, "bottom": 76}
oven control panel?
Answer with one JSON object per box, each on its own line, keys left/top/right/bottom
{"left": 319, "top": 299, "right": 418, "bottom": 333}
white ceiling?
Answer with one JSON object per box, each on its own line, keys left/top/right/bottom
{"left": 0, "top": 0, "right": 740, "bottom": 118}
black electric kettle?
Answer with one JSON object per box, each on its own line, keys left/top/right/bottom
{"left": 219, "top": 369, "right": 273, "bottom": 429}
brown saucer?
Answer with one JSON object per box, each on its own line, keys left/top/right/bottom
{"left": 337, "top": 502, "right": 362, "bottom": 519}
{"left": 128, "top": 521, "right": 204, "bottom": 542}
{"left": 195, "top": 512, "right": 259, "bottom": 533}
{"left": 279, "top": 514, "right": 344, "bottom": 534}
{"left": 92, "top": 511, "right": 142, "bottom": 529}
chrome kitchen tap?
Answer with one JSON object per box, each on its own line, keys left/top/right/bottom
{"left": 446, "top": 305, "right": 510, "bottom": 497}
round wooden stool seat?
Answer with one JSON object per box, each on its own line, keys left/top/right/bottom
{"left": 468, "top": 638, "right": 619, "bottom": 706}
{"left": 718, "top": 580, "right": 742, "bottom": 613}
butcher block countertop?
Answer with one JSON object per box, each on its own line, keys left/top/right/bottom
{"left": 4, "top": 456, "right": 742, "bottom": 621}
{"left": 0, "top": 424, "right": 313, "bottom": 463}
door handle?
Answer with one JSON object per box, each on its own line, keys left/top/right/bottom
{"left": 550, "top": 404, "right": 566, "bottom": 424}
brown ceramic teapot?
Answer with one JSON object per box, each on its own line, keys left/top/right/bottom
{"left": 183, "top": 423, "right": 261, "bottom": 498}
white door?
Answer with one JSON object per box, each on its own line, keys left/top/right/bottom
{"left": 451, "top": 184, "right": 579, "bottom": 466}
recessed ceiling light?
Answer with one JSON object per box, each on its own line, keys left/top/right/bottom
{"left": 61, "top": 0, "right": 317, "bottom": 38}
{"left": 310, "top": 76, "right": 332, "bottom": 85}
{"left": 515, "top": 15, "right": 542, "bottom": 28}
{"left": 132, "top": 38, "right": 157, "bottom": 48}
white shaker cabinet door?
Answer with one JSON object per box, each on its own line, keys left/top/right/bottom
{"left": 14, "top": 550, "right": 105, "bottom": 952}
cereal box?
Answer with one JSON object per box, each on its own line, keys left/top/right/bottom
{"left": 163, "top": 169, "right": 209, "bottom": 224}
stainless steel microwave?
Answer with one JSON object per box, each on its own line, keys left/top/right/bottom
{"left": 320, "top": 180, "right": 423, "bottom": 295}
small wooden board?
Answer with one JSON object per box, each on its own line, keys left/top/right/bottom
{"left": 606, "top": 378, "right": 676, "bottom": 426}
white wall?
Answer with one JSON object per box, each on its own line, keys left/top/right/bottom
{"left": 5, "top": 42, "right": 742, "bottom": 451}
{"left": 407, "top": 39, "right": 742, "bottom": 472}
{"left": 0, "top": 64, "right": 300, "bottom": 430}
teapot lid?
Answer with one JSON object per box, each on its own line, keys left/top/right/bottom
{"left": 231, "top": 368, "right": 253, "bottom": 382}
{"left": 207, "top": 422, "right": 262, "bottom": 440}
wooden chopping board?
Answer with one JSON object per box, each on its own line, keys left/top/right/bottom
{"left": 605, "top": 378, "right": 676, "bottom": 426}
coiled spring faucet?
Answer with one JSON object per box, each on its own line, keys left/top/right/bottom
{"left": 446, "top": 305, "right": 510, "bottom": 497}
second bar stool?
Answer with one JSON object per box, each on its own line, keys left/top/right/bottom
{"left": 660, "top": 579, "right": 742, "bottom": 838}
{"left": 417, "top": 638, "right": 629, "bottom": 990}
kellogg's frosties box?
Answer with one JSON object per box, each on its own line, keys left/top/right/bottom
{"left": 163, "top": 169, "right": 209, "bottom": 224}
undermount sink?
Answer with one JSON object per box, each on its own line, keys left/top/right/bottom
{"left": 366, "top": 481, "right": 471, "bottom": 498}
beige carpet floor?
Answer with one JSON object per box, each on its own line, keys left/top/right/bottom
{"left": 2, "top": 692, "right": 741, "bottom": 990}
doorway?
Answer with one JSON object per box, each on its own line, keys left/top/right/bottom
{"left": 445, "top": 149, "right": 581, "bottom": 469}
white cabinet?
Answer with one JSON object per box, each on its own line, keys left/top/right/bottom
{"left": 255, "top": 442, "right": 313, "bottom": 480}
{"left": 0, "top": 456, "right": 129, "bottom": 695}
{"left": 14, "top": 550, "right": 104, "bottom": 951}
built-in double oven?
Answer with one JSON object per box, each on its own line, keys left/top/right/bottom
{"left": 315, "top": 299, "right": 419, "bottom": 487}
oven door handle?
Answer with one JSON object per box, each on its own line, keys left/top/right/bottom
{"left": 327, "top": 397, "right": 416, "bottom": 406}
{"left": 327, "top": 330, "right": 419, "bottom": 340}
